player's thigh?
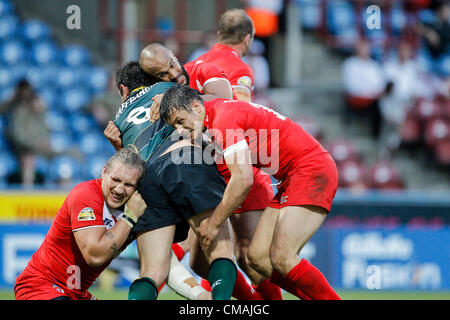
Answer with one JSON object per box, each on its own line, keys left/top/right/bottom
{"left": 188, "top": 212, "right": 234, "bottom": 264}
{"left": 270, "top": 205, "right": 327, "bottom": 265}
{"left": 136, "top": 225, "right": 176, "bottom": 283}
{"left": 230, "top": 210, "right": 262, "bottom": 246}
{"left": 188, "top": 230, "right": 210, "bottom": 279}
{"left": 247, "top": 206, "right": 279, "bottom": 263}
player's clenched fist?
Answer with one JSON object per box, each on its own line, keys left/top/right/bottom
{"left": 104, "top": 121, "right": 123, "bottom": 150}
{"left": 126, "top": 191, "right": 147, "bottom": 219}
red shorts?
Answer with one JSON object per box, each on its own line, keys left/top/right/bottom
{"left": 14, "top": 268, "right": 94, "bottom": 300}
{"left": 223, "top": 167, "right": 274, "bottom": 214}
{"left": 268, "top": 151, "right": 338, "bottom": 212}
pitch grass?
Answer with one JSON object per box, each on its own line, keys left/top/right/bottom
{"left": 1, "top": 288, "right": 450, "bottom": 300}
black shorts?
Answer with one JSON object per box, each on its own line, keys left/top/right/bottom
{"left": 134, "top": 145, "right": 226, "bottom": 242}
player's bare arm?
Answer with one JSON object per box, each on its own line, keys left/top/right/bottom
{"left": 104, "top": 121, "right": 123, "bottom": 150}
{"left": 233, "top": 85, "right": 252, "bottom": 102}
{"left": 201, "top": 78, "right": 233, "bottom": 101}
{"left": 198, "top": 148, "right": 253, "bottom": 250}
{"left": 74, "top": 191, "right": 146, "bottom": 267}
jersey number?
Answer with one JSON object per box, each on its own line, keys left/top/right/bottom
{"left": 127, "top": 106, "right": 150, "bottom": 125}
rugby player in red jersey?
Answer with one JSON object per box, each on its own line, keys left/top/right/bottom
{"left": 160, "top": 85, "right": 341, "bottom": 300}
{"left": 138, "top": 14, "right": 279, "bottom": 299}
{"left": 14, "top": 148, "right": 147, "bottom": 300}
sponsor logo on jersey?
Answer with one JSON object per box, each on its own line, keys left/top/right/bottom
{"left": 78, "top": 207, "right": 95, "bottom": 221}
{"left": 237, "top": 76, "right": 252, "bottom": 89}
{"left": 280, "top": 195, "right": 289, "bottom": 204}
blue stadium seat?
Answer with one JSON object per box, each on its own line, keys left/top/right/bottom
{"left": 60, "top": 87, "right": 91, "bottom": 112}
{"left": 0, "top": 132, "right": 9, "bottom": 151}
{"left": 84, "top": 155, "right": 109, "bottom": 180}
{"left": 0, "top": 151, "right": 18, "bottom": 181}
{"left": 37, "top": 87, "right": 57, "bottom": 110}
{"left": 0, "top": 84, "right": 14, "bottom": 102}
{"left": 296, "top": 0, "right": 321, "bottom": 30}
{"left": 436, "top": 54, "right": 450, "bottom": 77}
{"left": 49, "top": 155, "right": 82, "bottom": 183}
{"left": 327, "top": 1, "right": 356, "bottom": 35}
{"left": 419, "top": 9, "right": 435, "bottom": 25}
{"left": 26, "top": 66, "right": 49, "bottom": 89}
{"left": 50, "top": 132, "right": 74, "bottom": 154}
{"left": 67, "top": 113, "right": 98, "bottom": 136}
{"left": 79, "top": 131, "right": 109, "bottom": 155}
{"left": 0, "top": 66, "right": 15, "bottom": 89}
{"left": 45, "top": 111, "right": 69, "bottom": 133}
{"left": 0, "top": 40, "right": 27, "bottom": 66}
{"left": 21, "top": 20, "right": 51, "bottom": 43}
{"left": 61, "top": 45, "right": 91, "bottom": 67}
{"left": 30, "top": 40, "right": 60, "bottom": 66}
{"left": 390, "top": 5, "right": 407, "bottom": 35}
{"left": 0, "top": 0, "right": 14, "bottom": 17}
{"left": 56, "top": 67, "right": 79, "bottom": 89}
{"left": 35, "top": 155, "right": 50, "bottom": 176}
{"left": 86, "top": 67, "right": 109, "bottom": 95}
{"left": 0, "top": 14, "right": 19, "bottom": 40}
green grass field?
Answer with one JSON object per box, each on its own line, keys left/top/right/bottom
{"left": 2, "top": 288, "right": 449, "bottom": 300}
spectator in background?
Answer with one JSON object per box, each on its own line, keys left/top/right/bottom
{"left": 5, "top": 80, "right": 51, "bottom": 187}
{"left": 379, "top": 41, "right": 424, "bottom": 153}
{"left": 420, "top": 0, "right": 450, "bottom": 59}
{"left": 243, "top": 39, "right": 274, "bottom": 107}
{"left": 342, "top": 38, "right": 386, "bottom": 139}
{"left": 88, "top": 76, "right": 121, "bottom": 128}
{"left": 186, "top": 31, "right": 217, "bottom": 62}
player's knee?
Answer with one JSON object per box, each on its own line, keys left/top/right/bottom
{"left": 246, "top": 245, "right": 265, "bottom": 272}
{"left": 269, "top": 245, "right": 293, "bottom": 275}
{"left": 139, "top": 268, "right": 167, "bottom": 287}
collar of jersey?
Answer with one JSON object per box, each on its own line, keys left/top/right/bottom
{"left": 131, "top": 86, "right": 147, "bottom": 95}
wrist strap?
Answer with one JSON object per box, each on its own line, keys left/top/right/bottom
{"left": 121, "top": 214, "right": 136, "bottom": 228}
{"left": 124, "top": 204, "right": 138, "bottom": 223}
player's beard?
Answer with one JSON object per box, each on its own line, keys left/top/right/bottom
{"left": 179, "top": 64, "right": 190, "bottom": 85}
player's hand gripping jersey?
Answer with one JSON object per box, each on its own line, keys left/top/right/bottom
{"left": 114, "top": 82, "right": 177, "bottom": 161}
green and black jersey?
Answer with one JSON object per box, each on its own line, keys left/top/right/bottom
{"left": 113, "top": 82, "right": 176, "bottom": 162}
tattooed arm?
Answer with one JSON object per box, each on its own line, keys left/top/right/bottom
{"left": 73, "top": 192, "right": 146, "bottom": 268}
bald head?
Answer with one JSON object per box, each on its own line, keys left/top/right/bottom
{"left": 139, "top": 43, "right": 189, "bottom": 85}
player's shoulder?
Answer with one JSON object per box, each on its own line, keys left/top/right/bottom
{"left": 69, "top": 179, "right": 104, "bottom": 202}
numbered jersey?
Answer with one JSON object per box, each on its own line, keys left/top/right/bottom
{"left": 113, "top": 82, "right": 176, "bottom": 161}
{"left": 204, "top": 99, "right": 324, "bottom": 180}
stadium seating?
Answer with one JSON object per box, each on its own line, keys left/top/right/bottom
{"left": 0, "top": 151, "right": 18, "bottom": 182}
{"left": 48, "top": 155, "right": 83, "bottom": 184}
{"left": 337, "top": 159, "right": 367, "bottom": 189}
{"left": 83, "top": 155, "right": 110, "bottom": 180}
{"left": 293, "top": 116, "right": 322, "bottom": 140}
{"left": 326, "top": 139, "right": 359, "bottom": 164}
{"left": 367, "top": 160, "right": 405, "bottom": 190}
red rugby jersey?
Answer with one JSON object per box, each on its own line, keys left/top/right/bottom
{"left": 16, "top": 179, "right": 126, "bottom": 299}
{"left": 192, "top": 44, "right": 254, "bottom": 97}
{"left": 204, "top": 99, "right": 325, "bottom": 180}
{"left": 184, "top": 60, "right": 231, "bottom": 95}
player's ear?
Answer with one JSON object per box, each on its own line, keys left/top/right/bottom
{"left": 192, "top": 100, "right": 204, "bottom": 113}
{"left": 119, "top": 84, "right": 130, "bottom": 101}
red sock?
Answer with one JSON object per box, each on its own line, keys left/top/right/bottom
{"left": 158, "top": 282, "right": 165, "bottom": 293}
{"left": 270, "top": 270, "right": 311, "bottom": 300}
{"left": 200, "top": 278, "right": 211, "bottom": 292}
{"left": 232, "top": 270, "right": 263, "bottom": 300}
{"left": 271, "top": 259, "right": 340, "bottom": 300}
{"left": 253, "top": 279, "right": 283, "bottom": 300}
{"left": 171, "top": 243, "right": 186, "bottom": 260}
